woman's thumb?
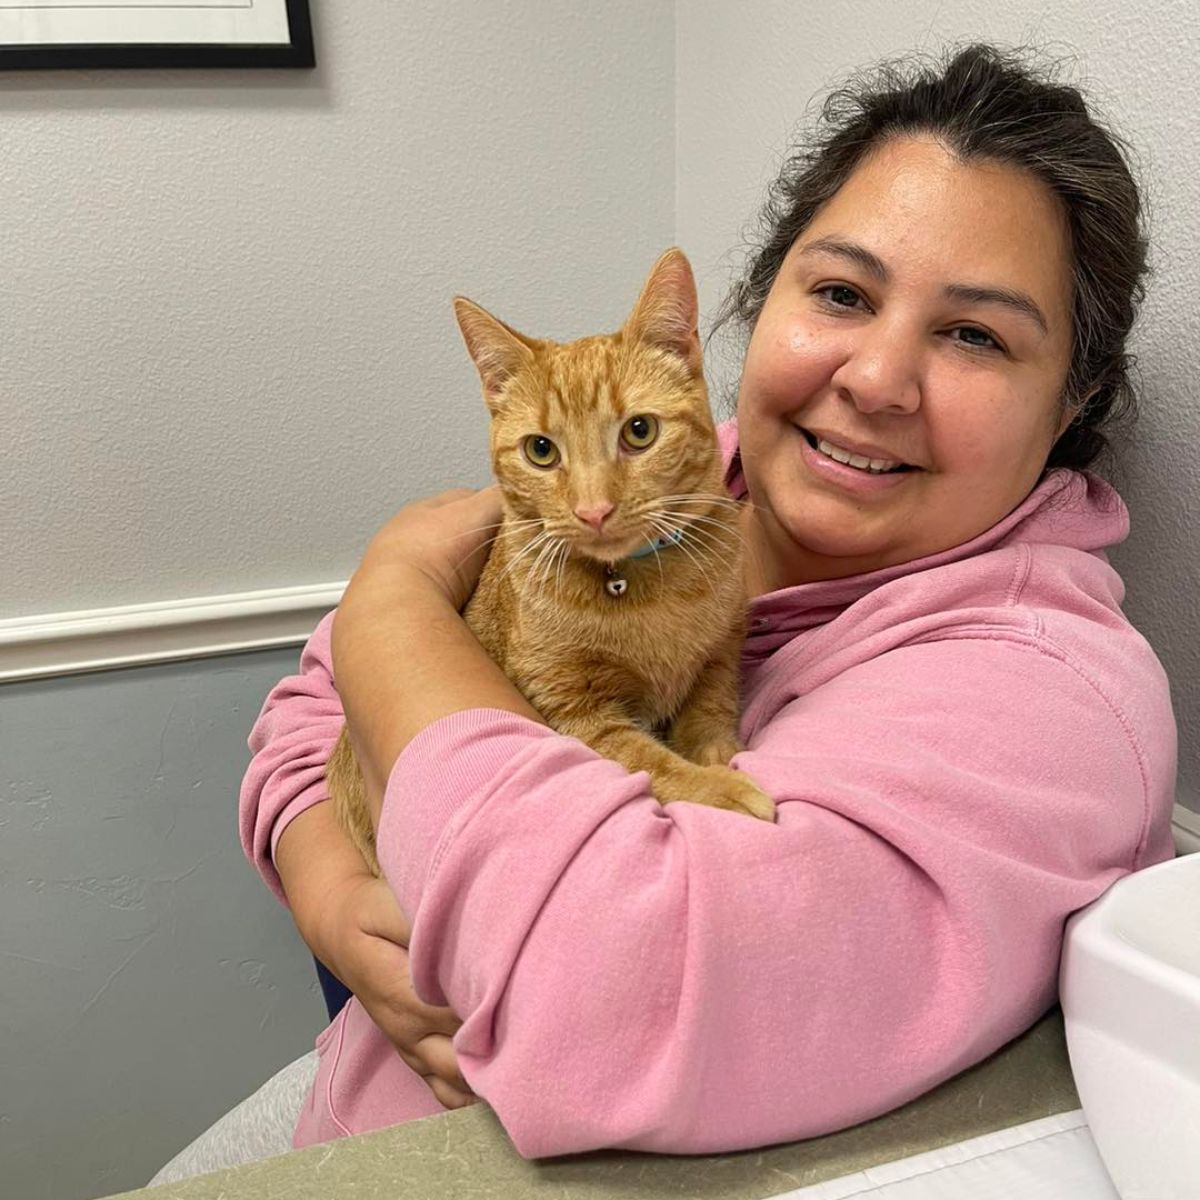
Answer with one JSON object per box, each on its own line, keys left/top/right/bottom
{"left": 359, "top": 878, "right": 413, "bottom": 946}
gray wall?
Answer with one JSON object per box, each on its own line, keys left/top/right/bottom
{"left": 1, "top": 648, "right": 327, "bottom": 1199}
{"left": 676, "top": 0, "right": 1200, "bottom": 812}
{"left": 0, "top": 0, "right": 674, "bottom": 619}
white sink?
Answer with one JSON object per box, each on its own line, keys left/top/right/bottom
{"left": 1060, "top": 852, "right": 1200, "bottom": 1199}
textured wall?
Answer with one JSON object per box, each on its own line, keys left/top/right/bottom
{"left": 676, "top": 0, "right": 1200, "bottom": 811}
{"left": 0, "top": 5, "right": 673, "bottom": 1199}
{"left": 0, "top": 0, "right": 674, "bottom": 619}
{"left": 0, "top": 647, "right": 327, "bottom": 1200}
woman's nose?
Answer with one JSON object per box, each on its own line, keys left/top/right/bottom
{"left": 828, "top": 322, "right": 922, "bottom": 415}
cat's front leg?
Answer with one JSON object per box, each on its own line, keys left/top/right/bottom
{"left": 544, "top": 698, "right": 774, "bottom": 823}
{"left": 666, "top": 629, "right": 746, "bottom": 768}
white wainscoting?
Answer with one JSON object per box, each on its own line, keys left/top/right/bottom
{"left": 0, "top": 583, "right": 345, "bottom": 683}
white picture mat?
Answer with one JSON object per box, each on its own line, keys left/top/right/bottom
{"left": 0, "top": 0, "right": 291, "bottom": 46}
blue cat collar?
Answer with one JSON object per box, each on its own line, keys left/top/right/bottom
{"left": 626, "top": 528, "right": 685, "bottom": 560}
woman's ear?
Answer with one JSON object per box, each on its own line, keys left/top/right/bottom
{"left": 1055, "top": 382, "right": 1101, "bottom": 440}
{"left": 1055, "top": 404, "right": 1081, "bottom": 440}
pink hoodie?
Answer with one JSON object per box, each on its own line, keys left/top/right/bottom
{"left": 240, "top": 421, "right": 1177, "bottom": 1158}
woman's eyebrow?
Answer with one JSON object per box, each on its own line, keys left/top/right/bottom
{"left": 797, "top": 236, "right": 1049, "bottom": 337}
{"left": 942, "top": 283, "right": 1048, "bottom": 337}
{"left": 800, "top": 236, "right": 890, "bottom": 282}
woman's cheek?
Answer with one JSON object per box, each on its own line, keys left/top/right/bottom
{"left": 775, "top": 322, "right": 841, "bottom": 399}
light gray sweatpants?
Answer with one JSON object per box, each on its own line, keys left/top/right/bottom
{"left": 148, "top": 1051, "right": 319, "bottom": 1187}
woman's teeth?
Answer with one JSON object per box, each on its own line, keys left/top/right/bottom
{"left": 815, "top": 437, "right": 904, "bottom": 474}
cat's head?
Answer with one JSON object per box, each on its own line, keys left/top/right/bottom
{"left": 453, "top": 248, "right": 723, "bottom": 563}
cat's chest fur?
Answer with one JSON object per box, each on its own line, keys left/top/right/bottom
{"left": 464, "top": 522, "right": 744, "bottom": 728}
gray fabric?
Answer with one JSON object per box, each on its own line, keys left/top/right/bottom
{"left": 147, "top": 1051, "right": 319, "bottom": 1187}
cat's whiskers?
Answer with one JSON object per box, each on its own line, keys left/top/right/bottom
{"left": 531, "top": 534, "right": 568, "bottom": 595}
{"left": 648, "top": 494, "right": 739, "bottom": 523}
{"left": 497, "top": 529, "right": 555, "bottom": 586}
{"left": 656, "top": 513, "right": 737, "bottom": 553}
{"left": 647, "top": 518, "right": 717, "bottom": 593}
{"left": 551, "top": 539, "right": 570, "bottom": 598}
{"left": 654, "top": 518, "right": 740, "bottom": 581}
{"left": 656, "top": 510, "right": 743, "bottom": 558}
{"left": 656, "top": 507, "right": 739, "bottom": 533}
{"left": 662, "top": 496, "right": 744, "bottom": 535}
{"left": 645, "top": 516, "right": 720, "bottom": 598}
{"left": 645, "top": 502, "right": 742, "bottom": 543}
{"left": 645, "top": 506, "right": 743, "bottom": 581}
{"left": 441, "top": 515, "right": 543, "bottom": 547}
{"left": 653, "top": 492, "right": 742, "bottom": 513}
{"left": 439, "top": 517, "right": 548, "bottom": 581}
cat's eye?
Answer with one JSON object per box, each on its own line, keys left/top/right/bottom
{"left": 523, "top": 434, "right": 560, "bottom": 469}
{"left": 620, "top": 415, "right": 659, "bottom": 451}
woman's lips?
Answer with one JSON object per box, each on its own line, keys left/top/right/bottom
{"left": 795, "top": 426, "right": 917, "bottom": 493}
{"left": 798, "top": 426, "right": 916, "bottom": 469}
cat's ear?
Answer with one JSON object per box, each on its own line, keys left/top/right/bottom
{"left": 453, "top": 297, "right": 537, "bottom": 414}
{"left": 624, "top": 248, "right": 702, "bottom": 375}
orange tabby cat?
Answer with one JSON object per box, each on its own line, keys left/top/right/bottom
{"left": 329, "top": 248, "right": 774, "bottom": 874}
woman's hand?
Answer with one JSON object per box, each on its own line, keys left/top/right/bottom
{"left": 318, "top": 872, "right": 477, "bottom": 1110}
{"left": 355, "top": 486, "right": 503, "bottom": 610}
{"left": 275, "top": 803, "right": 475, "bottom": 1110}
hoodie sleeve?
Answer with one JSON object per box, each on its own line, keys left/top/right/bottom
{"left": 376, "top": 633, "right": 1164, "bottom": 1159}
{"left": 238, "top": 611, "right": 345, "bottom": 905}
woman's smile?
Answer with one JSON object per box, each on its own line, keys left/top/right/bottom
{"left": 792, "top": 425, "right": 919, "bottom": 492}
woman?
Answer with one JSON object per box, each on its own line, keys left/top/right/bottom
{"left": 153, "top": 42, "right": 1176, "bottom": 1182}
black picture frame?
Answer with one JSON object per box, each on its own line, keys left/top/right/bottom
{"left": 0, "top": 0, "right": 314, "bottom": 70}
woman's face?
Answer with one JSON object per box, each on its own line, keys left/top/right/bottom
{"left": 736, "top": 135, "right": 1076, "bottom": 591}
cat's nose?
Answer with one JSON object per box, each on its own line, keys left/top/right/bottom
{"left": 574, "top": 502, "right": 614, "bottom": 531}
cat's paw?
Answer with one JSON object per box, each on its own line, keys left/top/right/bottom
{"left": 684, "top": 735, "right": 744, "bottom": 767}
{"left": 667, "top": 726, "right": 744, "bottom": 766}
{"left": 681, "top": 764, "right": 776, "bottom": 822}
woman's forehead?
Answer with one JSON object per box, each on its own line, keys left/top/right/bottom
{"left": 797, "top": 136, "right": 1073, "bottom": 323}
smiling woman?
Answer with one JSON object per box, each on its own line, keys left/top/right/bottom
{"left": 734, "top": 136, "right": 1080, "bottom": 588}
{"left": 152, "top": 43, "right": 1176, "bottom": 1184}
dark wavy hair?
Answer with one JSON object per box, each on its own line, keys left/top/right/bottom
{"left": 711, "top": 43, "right": 1150, "bottom": 475}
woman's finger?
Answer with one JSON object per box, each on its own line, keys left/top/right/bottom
{"left": 414, "top": 1033, "right": 471, "bottom": 1094}
{"left": 427, "top": 1076, "right": 476, "bottom": 1110}
{"left": 422, "top": 1003, "right": 464, "bottom": 1038}
{"left": 378, "top": 993, "right": 461, "bottom": 1043}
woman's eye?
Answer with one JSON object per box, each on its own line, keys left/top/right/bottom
{"left": 814, "top": 285, "right": 1004, "bottom": 354}
{"left": 816, "top": 284, "right": 866, "bottom": 310}
{"left": 951, "top": 326, "right": 1002, "bottom": 352}
{"left": 523, "top": 434, "right": 560, "bottom": 468}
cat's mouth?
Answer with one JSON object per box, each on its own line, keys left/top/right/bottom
{"left": 572, "top": 530, "right": 649, "bottom": 562}
{"left": 562, "top": 514, "right": 683, "bottom": 561}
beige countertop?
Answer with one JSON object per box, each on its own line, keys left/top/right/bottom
{"left": 109, "top": 1008, "right": 1078, "bottom": 1200}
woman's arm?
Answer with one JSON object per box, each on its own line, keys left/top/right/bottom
{"left": 237, "top": 603, "right": 476, "bottom": 1108}
{"left": 362, "top": 639, "right": 1158, "bottom": 1158}
{"left": 273, "top": 801, "right": 389, "bottom": 969}
{"left": 261, "top": 484, "right": 1170, "bottom": 1157}
{"left": 334, "top": 564, "right": 541, "bottom": 828}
